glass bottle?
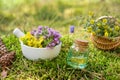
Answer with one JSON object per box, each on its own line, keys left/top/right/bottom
{"left": 67, "top": 39, "right": 89, "bottom": 69}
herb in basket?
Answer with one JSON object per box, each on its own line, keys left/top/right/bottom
{"left": 85, "top": 12, "right": 120, "bottom": 38}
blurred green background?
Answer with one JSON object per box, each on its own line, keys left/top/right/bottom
{"left": 0, "top": 0, "right": 120, "bottom": 80}
{"left": 0, "top": 0, "right": 120, "bottom": 35}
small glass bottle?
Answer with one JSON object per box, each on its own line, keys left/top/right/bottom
{"left": 67, "top": 39, "right": 89, "bottom": 69}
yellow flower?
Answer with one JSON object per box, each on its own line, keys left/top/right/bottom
{"left": 38, "top": 43, "right": 42, "bottom": 48}
{"left": 89, "top": 11, "right": 94, "bottom": 17}
{"left": 104, "top": 31, "right": 108, "bottom": 37}
{"left": 109, "top": 28, "right": 113, "bottom": 32}
{"left": 102, "top": 19, "right": 107, "bottom": 23}
{"left": 25, "top": 32, "right": 33, "bottom": 39}
{"left": 97, "top": 23, "right": 101, "bottom": 27}
{"left": 37, "top": 36, "right": 44, "bottom": 48}
{"left": 104, "top": 29, "right": 107, "bottom": 32}
{"left": 115, "top": 26, "right": 119, "bottom": 31}
{"left": 97, "top": 29, "right": 101, "bottom": 33}
{"left": 34, "top": 44, "right": 38, "bottom": 48}
{"left": 92, "top": 32, "right": 96, "bottom": 35}
{"left": 20, "top": 32, "right": 45, "bottom": 48}
{"left": 26, "top": 32, "right": 31, "bottom": 36}
{"left": 104, "top": 25, "right": 109, "bottom": 29}
{"left": 20, "top": 37, "right": 24, "bottom": 41}
{"left": 39, "top": 36, "right": 44, "bottom": 43}
{"left": 90, "top": 20, "right": 94, "bottom": 24}
{"left": 87, "top": 26, "right": 92, "bottom": 33}
{"left": 33, "top": 40, "right": 37, "bottom": 46}
{"left": 27, "top": 40, "right": 33, "bottom": 46}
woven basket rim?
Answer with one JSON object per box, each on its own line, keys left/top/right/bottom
{"left": 92, "top": 34, "right": 120, "bottom": 40}
{"left": 91, "top": 34, "right": 120, "bottom": 50}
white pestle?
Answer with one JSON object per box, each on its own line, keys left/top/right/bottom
{"left": 13, "top": 28, "right": 25, "bottom": 38}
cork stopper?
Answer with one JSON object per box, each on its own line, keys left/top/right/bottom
{"left": 74, "top": 39, "right": 89, "bottom": 52}
{"left": 75, "top": 39, "right": 88, "bottom": 46}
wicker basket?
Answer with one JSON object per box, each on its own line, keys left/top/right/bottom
{"left": 91, "top": 16, "right": 120, "bottom": 50}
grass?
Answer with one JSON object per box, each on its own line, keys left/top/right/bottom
{"left": 0, "top": 0, "right": 120, "bottom": 80}
{"left": 1, "top": 33, "right": 120, "bottom": 80}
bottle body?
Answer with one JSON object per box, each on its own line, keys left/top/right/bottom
{"left": 67, "top": 40, "right": 88, "bottom": 69}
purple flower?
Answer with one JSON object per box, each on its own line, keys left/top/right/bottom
{"left": 56, "top": 40, "right": 60, "bottom": 44}
{"left": 47, "top": 29, "right": 52, "bottom": 37}
{"left": 51, "top": 43, "right": 55, "bottom": 47}
{"left": 31, "top": 31, "right": 34, "bottom": 35}
{"left": 34, "top": 31, "right": 40, "bottom": 38}
{"left": 38, "top": 30, "right": 42, "bottom": 35}
{"left": 70, "top": 26, "right": 74, "bottom": 33}
{"left": 53, "top": 31, "right": 61, "bottom": 38}
{"left": 48, "top": 44, "right": 51, "bottom": 46}
{"left": 38, "top": 26, "right": 43, "bottom": 30}
{"left": 48, "top": 28, "right": 53, "bottom": 35}
{"left": 30, "top": 26, "right": 61, "bottom": 48}
{"left": 31, "top": 30, "right": 36, "bottom": 35}
{"left": 54, "top": 38, "right": 58, "bottom": 41}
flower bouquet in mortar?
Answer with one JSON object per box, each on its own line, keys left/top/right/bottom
{"left": 21, "top": 26, "right": 61, "bottom": 48}
{"left": 13, "top": 26, "right": 62, "bottom": 60}
{"left": 85, "top": 12, "right": 120, "bottom": 50}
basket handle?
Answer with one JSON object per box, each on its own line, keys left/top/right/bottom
{"left": 96, "top": 16, "right": 120, "bottom": 27}
{"left": 95, "top": 16, "right": 116, "bottom": 22}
